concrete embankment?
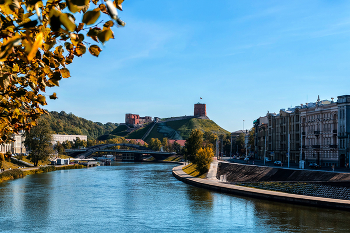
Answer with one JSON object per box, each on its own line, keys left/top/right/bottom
{"left": 172, "top": 164, "right": 350, "bottom": 211}
{"left": 217, "top": 162, "right": 350, "bottom": 183}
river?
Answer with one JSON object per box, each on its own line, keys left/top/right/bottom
{"left": 0, "top": 162, "right": 349, "bottom": 232}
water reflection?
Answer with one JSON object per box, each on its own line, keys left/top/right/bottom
{"left": 186, "top": 186, "right": 213, "bottom": 212}
{"left": 253, "top": 199, "right": 349, "bottom": 232}
{"left": 0, "top": 163, "right": 350, "bottom": 233}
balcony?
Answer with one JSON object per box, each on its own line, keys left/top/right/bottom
{"left": 312, "top": 145, "right": 320, "bottom": 149}
{"left": 314, "top": 131, "right": 320, "bottom": 135}
{"left": 330, "top": 145, "right": 337, "bottom": 148}
{"left": 302, "top": 145, "right": 307, "bottom": 149}
{"left": 333, "top": 130, "right": 337, "bottom": 134}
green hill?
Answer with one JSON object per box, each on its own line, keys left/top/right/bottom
{"left": 126, "top": 118, "right": 229, "bottom": 142}
{"left": 42, "top": 111, "right": 118, "bottom": 140}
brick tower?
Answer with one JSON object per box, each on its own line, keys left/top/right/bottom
{"left": 194, "top": 103, "right": 206, "bottom": 117}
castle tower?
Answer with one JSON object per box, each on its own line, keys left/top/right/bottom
{"left": 194, "top": 103, "right": 206, "bottom": 117}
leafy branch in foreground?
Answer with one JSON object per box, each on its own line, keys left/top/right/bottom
{"left": 0, "top": 0, "right": 125, "bottom": 143}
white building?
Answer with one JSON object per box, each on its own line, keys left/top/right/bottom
{"left": 52, "top": 134, "right": 87, "bottom": 145}
{"left": 0, "top": 131, "right": 26, "bottom": 154}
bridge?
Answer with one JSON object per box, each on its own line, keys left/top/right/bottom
{"left": 65, "top": 143, "right": 176, "bottom": 161}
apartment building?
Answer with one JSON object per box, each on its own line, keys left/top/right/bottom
{"left": 254, "top": 95, "right": 350, "bottom": 168}
{"left": 300, "top": 97, "right": 338, "bottom": 167}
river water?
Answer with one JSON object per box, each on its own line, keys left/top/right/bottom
{"left": 0, "top": 162, "right": 349, "bottom": 232}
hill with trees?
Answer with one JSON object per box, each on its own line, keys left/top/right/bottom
{"left": 127, "top": 117, "right": 230, "bottom": 142}
{"left": 42, "top": 111, "right": 118, "bottom": 140}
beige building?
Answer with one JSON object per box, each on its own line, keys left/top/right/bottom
{"left": 52, "top": 134, "right": 87, "bottom": 145}
{"left": 0, "top": 131, "right": 26, "bottom": 154}
{"left": 300, "top": 97, "right": 338, "bottom": 167}
{"left": 265, "top": 108, "right": 300, "bottom": 163}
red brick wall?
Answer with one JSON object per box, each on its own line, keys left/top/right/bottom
{"left": 125, "top": 114, "right": 140, "bottom": 125}
{"left": 194, "top": 104, "right": 206, "bottom": 117}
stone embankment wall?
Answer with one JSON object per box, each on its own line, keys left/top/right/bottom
{"left": 217, "top": 162, "right": 350, "bottom": 183}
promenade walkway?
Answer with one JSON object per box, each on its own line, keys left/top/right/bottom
{"left": 172, "top": 163, "right": 350, "bottom": 211}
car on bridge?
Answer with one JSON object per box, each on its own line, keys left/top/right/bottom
{"left": 274, "top": 160, "right": 282, "bottom": 166}
{"left": 309, "top": 163, "right": 320, "bottom": 169}
{"left": 265, "top": 157, "right": 272, "bottom": 162}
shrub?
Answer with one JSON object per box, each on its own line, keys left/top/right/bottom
{"left": 195, "top": 147, "right": 214, "bottom": 174}
{"left": 0, "top": 169, "right": 24, "bottom": 182}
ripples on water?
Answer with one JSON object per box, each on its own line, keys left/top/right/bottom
{"left": 0, "top": 162, "right": 349, "bottom": 233}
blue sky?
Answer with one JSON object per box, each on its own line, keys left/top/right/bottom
{"left": 46, "top": 0, "right": 350, "bottom": 132}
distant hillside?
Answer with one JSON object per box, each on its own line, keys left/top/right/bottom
{"left": 126, "top": 118, "right": 229, "bottom": 142}
{"left": 42, "top": 111, "right": 118, "bottom": 140}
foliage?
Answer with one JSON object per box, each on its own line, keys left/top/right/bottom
{"left": 73, "top": 136, "right": 87, "bottom": 148}
{"left": 0, "top": 0, "right": 125, "bottom": 143}
{"left": 54, "top": 141, "right": 65, "bottom": 154}
{"left": 24, "top": 118, "right": 53, "bottom": 166}
{"left": 184, "top": 129, "right": 203, "bottom": 162}
{"left": 203, "top": 130, "right": 217, "bottom": 148}
{"left": 148, "top": 138, "right": 161, "bottom": 151}
{"left": 170, "top": 141, "right": 181, "bottom": 154}
{"left": 43, "top": 111, "right": 118, "bottom": 139}
{"left": 194, "top": 147, "right": 214, "bottom": 174}
{"left": 235, "top": 133, "right": 246, "bottom": 155}
{"left": 0, "top": 153, "right": 4, "bottom": 168}
{"left": 161, "top": 137, "right": 168, "bottom": 151}
{"left": 248, "top": 127, "right": 255, "bottom": 151}
{"left": 0, "top": 169, "right": 24, "bottom": 183}
{"left": 62, "top": 139, "right": 72, "bottom": 149}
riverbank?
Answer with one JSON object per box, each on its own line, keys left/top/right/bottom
{"left": 0, "top": 164, "right": 86, "bottom": 184}
{"left": 172, "top": 164, "right": 350, "bottom": 211}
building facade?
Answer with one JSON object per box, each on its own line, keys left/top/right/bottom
{"left": 265, "top": 108, "right": 300, "bottom": 163}
{"left": 52, "top": 134, "right": 88, "bottom": 145}
{"left": 125, "top": 114, "right": 152, "bottom": 125}
{"left": 337, "top": 95, "right": 350, "bottom": 167}
{"left": 0, "top": 131, "right": 26, "bottom": 154}
{"left": 194, "top": 103, "right": 206, "bottom": 117}
{"left": 254, "top": 95, "right": 350, "bottom": 168}
{"left": 300, "top": 97, "right": 338, "bottom": 167}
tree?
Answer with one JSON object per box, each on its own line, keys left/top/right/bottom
{"left": 73, "top": 137, "right": 87, "bottom": 148}
{"left": 148, "top": 138, "right": 161, "bottom": 151}
{"left": 62, "top": 140, "right": 73, "bottom": 149}
{"left": 172, "top": 141, "right": 181, "bottom": 154}
{"left": 248, "top": 128, "right": 255, "bottom": 153}
{"left": 162, "top": 138, "right": 168, "bottom": 152}
{"left": 0, "top": 0, "right": 126, "bottom": 143}
{"left": 203, "top": 131, "right": 217, "bottom": 149}
{"left": 235, "top": 133, "right": 245, "bottom": 155}
{"left": 195, "top": 147, "right": 214, "bottom": 174}
{"left": 0, "top": 153, "right": 5, "bottom": 169}
{"left": 54, "top": 141, "right": 65, "bottom": 154}
{"left": 184, "top": 129, "right": 203, "bottom": 162}
{"left": 24, "top": 119, "right": 53, "bottom": 166}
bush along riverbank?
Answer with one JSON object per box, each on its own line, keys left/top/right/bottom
{"left": 0, "top": 164, "right": 86, "bottom": 183}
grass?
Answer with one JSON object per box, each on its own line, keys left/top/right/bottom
{"left": 2, "top": 160, "right": 20, "bottom": 170}
{"left": 182, "top": 163, "right": 207, "bottom": 179}
{"left": 126, "top": 123, "right": 153, "bottom": 139}
{"left": 20, "top": 156, "right": 50, "bottom": 166}
{"left": 144, "top": 124, "right": 164, "bottom": 142}
{"left": 111, "top": 125, "right": 128, "bottom": 134}
{"left": 163, "top": 155, "right": 182, "bottom": 162}
{"left": 176, "top": 118, "right": 229, "bottom": 139}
